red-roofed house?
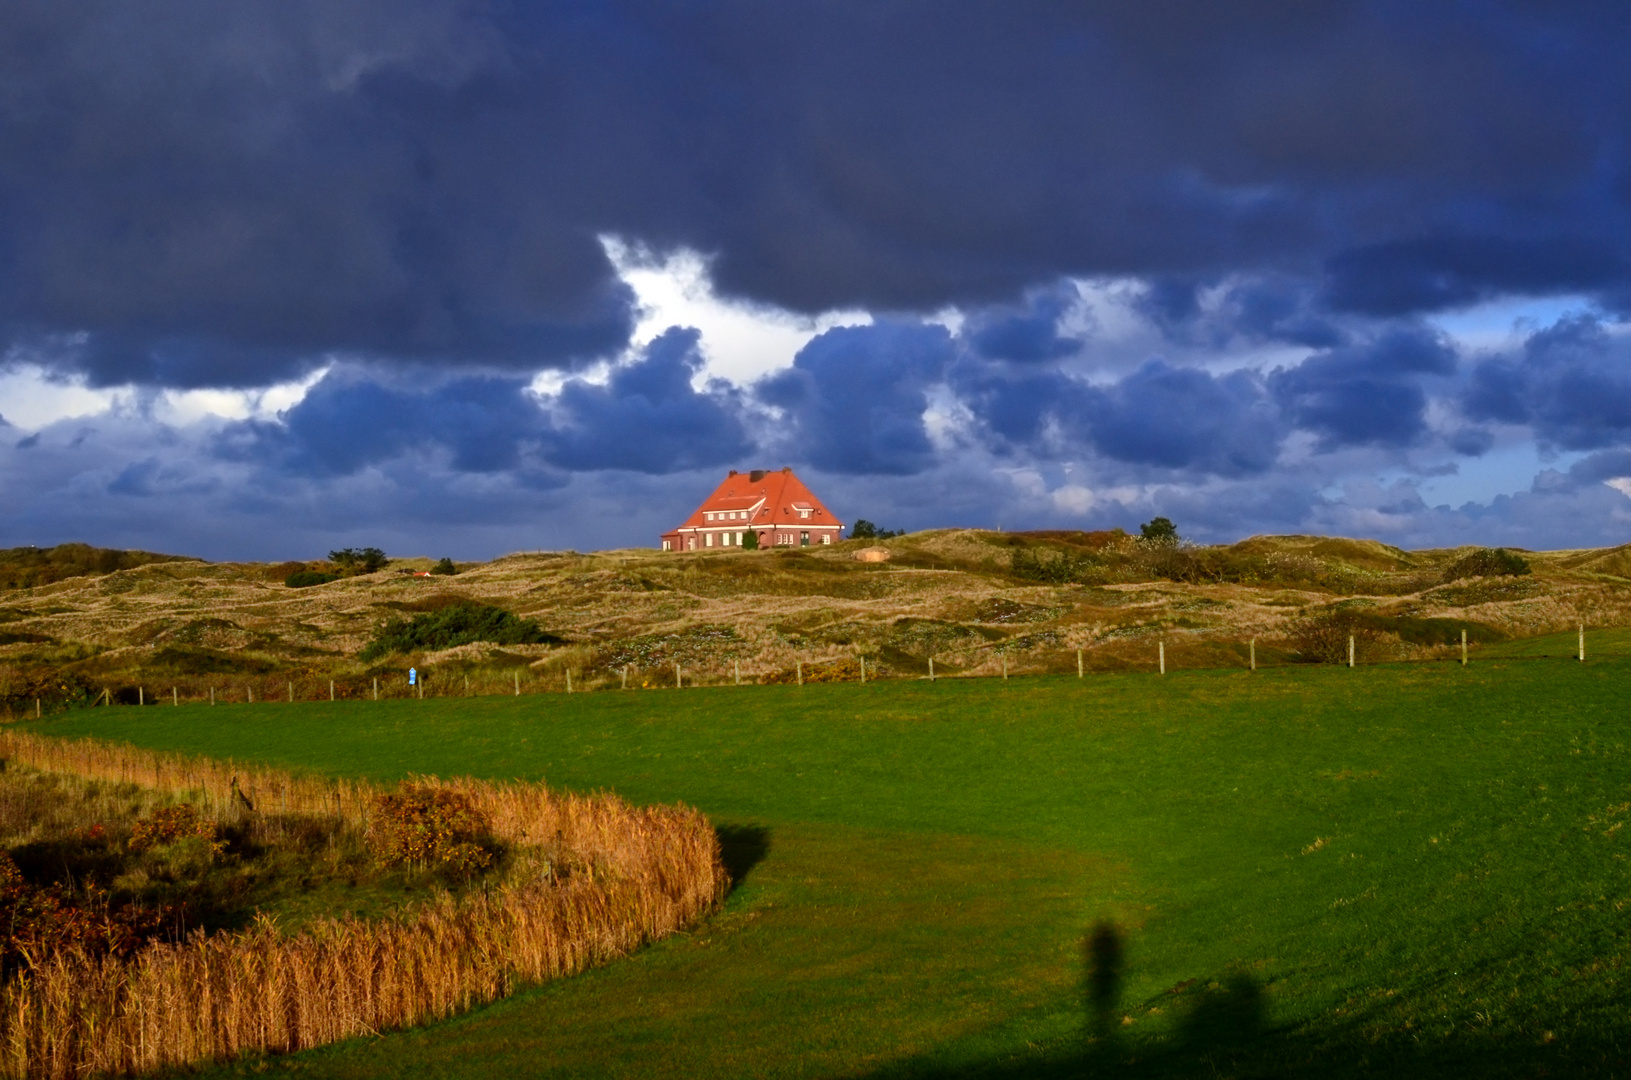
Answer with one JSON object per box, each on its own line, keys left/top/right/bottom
{"left": 661, "top": 468, "right": 845, "bottom": 551}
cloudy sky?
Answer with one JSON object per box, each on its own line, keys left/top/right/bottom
{"left": 6, "top": 1, "right": 1631, "bottom": 560}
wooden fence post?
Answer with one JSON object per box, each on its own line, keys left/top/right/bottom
{"left": 138, "top": 687, "right": 144, "bottom": 706}
{"left": 210, "top": 687, "right": 215, "bottom": 706}
{"left": 1158, "top": 642, "right": 1165, "bottom": 675}
{"left": 464, "top": 675, "right": 469, "bottom": 697}
{"left": 621, "top": 667, "right": 628, "bottom": 690}
{"left": 513, "top": 672, "right": 519, "bottom": 696}
{"left": 247, "top": 687, "right": 253, "bottom": 703}
{"left": 797, "top": 662, "right": 803, "bottom": 686}
{"left": 1077, "top": 648, "right": 1083, "bottom": 678}
{"left": 1002, "top": 655, "right": 1008, "bottom": 680}
{"left": 929, "top": 657, "right": 935, "bottom": 682}
{"left": 1461, "top": 629, "right": 1468, "bottom": 667}
{"left": 859, "top": 656, "right": 865, "bottom": 684}
{"left": 1348, "top": 635, "right": 1355, "bottom": 668}
{"left": 35, "top": 699, "right": 40, "bottom": 719}
{"left": 287, "top": 681, "right": 293, "bottom": 703}
{"left": 675, "top": 663, "right": 682, "bottom": 689}
{"left": 1250, "top": 639, "right": 1256, "bottom": 672}
{"left": 565, "top": 670, "right": 572, "bottom": 694}
{"left": 1579, "top": 623, "right": 1585, "bottom": 662}
{"left": 172, "top": 687, "right": 178, "bottom": 706}
{"left": 734, "top": 660, "right": 740, "bottom": 686}
{"left": 330, "top": 680, "right": 335, "bottom": 701}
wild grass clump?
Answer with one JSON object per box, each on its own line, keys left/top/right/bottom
{"left": 1289, "top": 609, "right": 1386, "bottom": 664}
{"left": 1442, "top": 547, "right": 1532, "bottom": 582}
{"left": 0, "top": 732, "right": 727, "bottom": 1079}
{"left": 283, "top": 570, "right": 338, "bottom": 589}
{"left": 1009, "top": 546, "right": 1107, "bottom": 585}
{"left": 127, "top": 805, "right": 224, "bottom": 857}
{"left": 361, "top": 603, "right": 563, "bottom": 662}
{"left": 0, "top": 850, "right": 179, "bottom": 975}
{"left": 368, "top": 786, "right": 500, "bottom": 877}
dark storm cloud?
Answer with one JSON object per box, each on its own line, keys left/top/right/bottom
{"left": 952, "top": 355, "right": 1281, "bottom": 475}
{"left": 215, "top": 327, "right": 749, "bottom": 477}
{"left": 962, "top": 284, "right": 1083, "bottom": 363}
{"left": 1086, "top": 360, "right": 1282, "bottom": 474}
{"left": 1270, "top": 329, "right": 1457, "bottom": 449}
{"left": 545, "top": 327, "right": 753, "bottom": 473}
{"left": 6, "top": 1, "right": 1631, "bottom": 392}
{"left": 1463, "top": 314, "right": 1631, "bottom": 450}
{"left": 1323, "top": 236, "right": 1629, "bottom": 317}
{"left": 756, "top": 322, "right": 954, "bottom": 475}
{"left": 1136, "top": 275, "right": 1345, "bottom": 350}
{"left": 219, "top": 372, "right": 547, "bottom": 476}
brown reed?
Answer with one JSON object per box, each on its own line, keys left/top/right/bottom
{"left": 0, "top": 731, "right": 727, "bottom": 1079}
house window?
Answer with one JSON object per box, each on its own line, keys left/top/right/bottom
{"left": 801, "top": 531, "right": 810, "bottom": 546}
{"left": 662, "top": 540, "right": 671, "bottom": 551}
{"left": 820, "top": 534, "right": 831, "bottom": 544}
{"left": 736, "top": 532, "right": 744, "bottom": 546}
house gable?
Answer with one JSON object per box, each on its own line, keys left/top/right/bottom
{"left": 660, "top": 468, "right": 845, "bottom": 551}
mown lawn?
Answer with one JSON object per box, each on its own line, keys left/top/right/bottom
{"left": 31, "top": 656, "right": 1631, "bottom": 1078}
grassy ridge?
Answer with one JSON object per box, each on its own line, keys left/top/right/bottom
{"left": 32, "top": 658, "right": 1631, "bottom": 1078}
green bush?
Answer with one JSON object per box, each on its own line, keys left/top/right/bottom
{"left": 850, "top": 519, "right": 903, "bottom": 540}
{"left": 1010, "top": 546, "right": 1103, "bottom": 584}
{"left": 360, "top": 602, "right": 563, "bottom": 661}
{"left": 329, "top": 547, "right": 388, "bottom": 574}
{"left": 1442, "top": 548, "right": 1531, "bottom": 582}
{"left": 284, "top": 570, "right": 339, "bottom": 588}
{"left": 1139, "top": 517, "right": 1180, "bottom": 545}
{"left": 431, "top": 557, "right": 458, "bottom": 576}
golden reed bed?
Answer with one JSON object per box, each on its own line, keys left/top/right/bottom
{"left": 0, "top": 731, "right": 727, "bottom": 1079}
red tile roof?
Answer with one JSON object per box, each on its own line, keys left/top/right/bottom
{"left": 662, "top": 468, "right": 844, "bottom": 545}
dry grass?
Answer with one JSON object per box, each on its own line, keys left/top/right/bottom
{"left": 4, "top": 531, "right": 1631, "bottom": 697}
{"left": 0, "top": 732, "right": 726, "bottom": 1079}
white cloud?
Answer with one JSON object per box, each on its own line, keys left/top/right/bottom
{"left": 0, "top": 365, "right": 124, "bottom": 431}
{"left": 602, "top": 236, "right": 870, "bottom": 386}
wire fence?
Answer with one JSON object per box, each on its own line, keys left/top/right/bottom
{"left": 12, "top": 623, "right": 1624, "bottom": 719}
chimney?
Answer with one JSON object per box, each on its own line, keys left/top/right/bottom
{"left": 749, "top": 469, "right": 766, "bottom": 482}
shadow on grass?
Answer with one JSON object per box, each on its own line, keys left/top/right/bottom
{"left": 862, "top": 921, "right": 1627, "bottom": 1080}
{"left": 715, "top": 823, "right": 770, "bottom": 893}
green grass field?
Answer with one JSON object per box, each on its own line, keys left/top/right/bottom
{"left": 27, "top": 655, "right": 1631, "bottom": 1078}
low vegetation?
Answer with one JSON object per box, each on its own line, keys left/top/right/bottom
{"left": 2, "top": 528, "right": 1629, "bottom": 708}
{"left": 0, "top": 731, "right": 726, "bottom": 1078}
{"left": 360, "top": 601, "right": 564, "bottom": 661}
{"left": 0, "top": 544, "right": 191, "bottom": 590}
{"left": 1442, "top": 546, "right": 1531, "bottom": 581}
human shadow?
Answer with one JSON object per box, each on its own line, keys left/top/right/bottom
{"left": 1085, "top": 921, "right": 1125, "bottom": 1049}
{"left": 855, "top": 920, "right": 1624, "bottom": 1080}
{"left": 715, "top": 823, "right": 771, "bottom": 893}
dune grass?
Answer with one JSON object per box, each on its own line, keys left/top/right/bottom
{"left": 27, "top": 654, "right": 1631, "bottom": 1078}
